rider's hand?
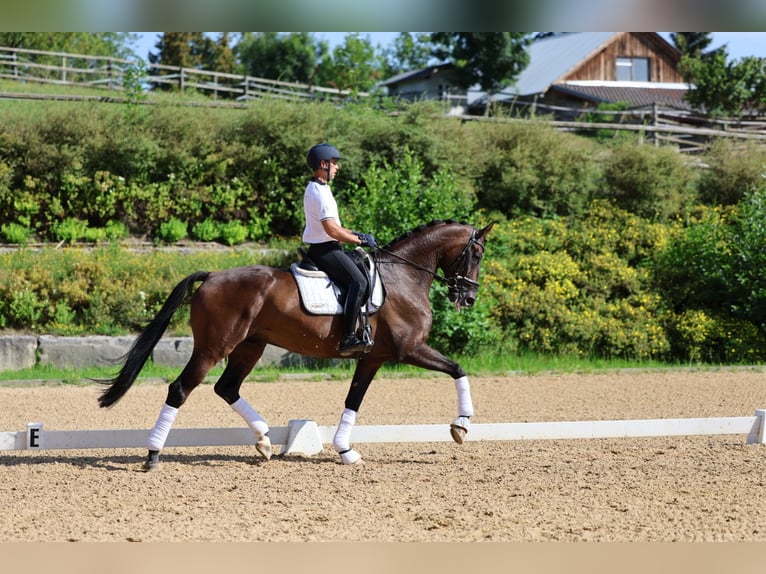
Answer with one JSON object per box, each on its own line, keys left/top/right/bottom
{"left": 354, "top": 232, "right": 378, "bottom": 249}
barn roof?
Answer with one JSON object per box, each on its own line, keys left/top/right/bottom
{"left": 509, "top": 32, "right": 617, "bottom": 95}
{"left": 549, "top": 81, "right": 692, "bottom": 109}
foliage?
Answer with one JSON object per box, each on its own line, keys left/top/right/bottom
{"left": 600, "top": 139, "right": 697, "bottom": 221}
{"left": 669, "top": 33, "right": 720, "bottom": 59}
{"left": 0, "top": 32, "right": 137, "bottom": 59}
{"left": 651, "top": 195, "right": 766, "bottom": 362}
{"left": 475, "top": 120, "right": 600, "bottom": 218}
{"left": 576, "top": 101, "right": 636, "bottom": 142}
{"left": 430, "top": 33, "right": 531, "bottom": 95}
{"left": 483, "top": 206, "right": 672, "bottom": 360}
{"left": 0, "top": 245, "right": 293, "bottom": 335}
{"left": 2, "top": 90, "right": 766, "bottom": 363}
{"left": 330, "top": 33, "right": 384, "bottom": 93}
{"left": 1, "top": 222, "right": 31, "bottom": 244}
{"left": 428, "top": 281, "right": 505, "bottom": 356}
{"left": 344, "top": 147, "right": 475, "bottom": 244}
{"left": 381, "top": 33, "right": 434, "bottom": 76}
{"left": 680, "top": 50, "right": 766, "bottom": 117}
{"left": 237, "top": 32, "right": 329, "bottom": 84}
{"left": 697, "top": 139, "right": 766, "bottom": 205}
{"left": 155, "top": 217, "right": 188, "bottom": 244}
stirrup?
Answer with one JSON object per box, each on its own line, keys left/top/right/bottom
{"left": 339, "top": 336, "right": 367, "bottom": 357}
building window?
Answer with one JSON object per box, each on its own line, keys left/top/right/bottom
{"left": 616, "top": 57, "right": 649, "bottom": 81}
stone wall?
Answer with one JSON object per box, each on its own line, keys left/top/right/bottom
{"left": 0, "top": 335, "right": 303, "bottom": 373}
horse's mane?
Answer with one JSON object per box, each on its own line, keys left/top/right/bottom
{"left": 382, "top": 219, "right": 468, "bottom": 250}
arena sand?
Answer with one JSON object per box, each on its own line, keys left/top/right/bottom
{"left": 1, "top": 369, "right": 766, "bottom": 543}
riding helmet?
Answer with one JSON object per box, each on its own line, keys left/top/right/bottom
{"left": 306, "top": 143, "right": 343, "bottom": 170}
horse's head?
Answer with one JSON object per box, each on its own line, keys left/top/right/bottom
{"left": 441, "top": 221, "right": 495, "bottom": 312}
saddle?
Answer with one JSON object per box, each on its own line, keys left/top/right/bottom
{"left": 290, "top": 247, "right": 385, "bottom": 315}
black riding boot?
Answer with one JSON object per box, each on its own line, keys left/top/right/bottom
{"left": 339, "top": 283, "right": 367, "bottom": 356}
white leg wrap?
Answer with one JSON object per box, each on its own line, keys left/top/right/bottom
{"left": 332, "top": 408, "right": 357, "bottom": 453}
{"left": 455, "top": 376, "right": 474, "bottom": 417}
{"left": 231, "top": 397, "right": 269, "bottom": 438}
{"left": 147, "top": 403, "right": 178, "bottom": 451}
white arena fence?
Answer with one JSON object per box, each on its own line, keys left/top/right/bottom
{"left": 2, "top": 411, "right": 765, "bottom": 456}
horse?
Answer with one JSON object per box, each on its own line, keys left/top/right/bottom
{"left": 98, "top": 219, "right": 495, "bottom": 469}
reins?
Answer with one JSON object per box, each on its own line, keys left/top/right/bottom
{"left": 375, "top": 228, "right": 484, "bottom": 289}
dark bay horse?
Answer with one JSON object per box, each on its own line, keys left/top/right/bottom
{"left": 98, "top": 220, "right": 494, "bottom": 469}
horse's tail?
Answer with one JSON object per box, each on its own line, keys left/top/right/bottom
{"left": 98, "top": 271, "right": 210, "bottom": 408}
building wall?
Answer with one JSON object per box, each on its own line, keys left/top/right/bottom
{"left": 563, "top": 32, "right": 684, "bottom": 84}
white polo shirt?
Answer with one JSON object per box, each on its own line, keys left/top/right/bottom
{"left": 302, "top": 179, "right": 341, "bottom": 244}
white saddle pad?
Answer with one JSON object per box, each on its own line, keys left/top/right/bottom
{"left": 290, "top": 248, "right": 385, "bottom": 315}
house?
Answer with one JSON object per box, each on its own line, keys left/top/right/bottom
{"left": 381, "top": 33, "right": 691, "bottom": 117}
{"left": 486, "top": 32, "right": 690, "bottom": 116}
{"left": 379, "top": 62, "right": 466, "bottom": 113}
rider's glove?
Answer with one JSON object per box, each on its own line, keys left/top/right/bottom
{"left": 354, "top": 232, "right": 378, "bottom": 249}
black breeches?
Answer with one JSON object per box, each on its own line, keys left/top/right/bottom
{"left": 307, "top": 242, "right": 369, "bottom": 336}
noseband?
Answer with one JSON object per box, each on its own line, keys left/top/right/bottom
{"left": 378, "top": 228, "right": 485, "bottom": 306}
{"left": 445, "top": 228, "right": 483, "bottom": 303}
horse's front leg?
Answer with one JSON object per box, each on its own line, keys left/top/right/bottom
{"left": 402, "top": 343, "right": 474, "bottom": 444}
{"left": 332, "top": 359, "right": 383, "bottom": 465}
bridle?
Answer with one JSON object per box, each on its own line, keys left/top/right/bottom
{"left": 377, "top": 227, "right": 485, "bottom": 308}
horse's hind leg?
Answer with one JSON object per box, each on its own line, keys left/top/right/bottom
{"left": 213, "top": 339, "right": 272, "bottom": 461}
{"left": 144, "top": 352, "right": 217, "bottom": 471}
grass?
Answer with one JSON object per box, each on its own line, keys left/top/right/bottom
{"left": 0, "top": 351, "right": 727, "bottom": 386}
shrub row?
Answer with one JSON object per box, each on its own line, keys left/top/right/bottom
{"left": 2, "top": 194, "right": 765, "bottom": 363}
{"left": 2, "top": 96, "right": 766, "bottom": 363}
{"left": 3, "top": 98, "right": 766, "bottom": 246}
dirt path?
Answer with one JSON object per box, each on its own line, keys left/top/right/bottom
{"left": 1, "top": 369, "right": 765, "bottom": 542}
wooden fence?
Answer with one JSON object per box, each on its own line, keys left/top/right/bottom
{"left": 2, "top": 45, "right": 765, "bottom": 152}
{"left": 0, "top": 45, "right": 367, "bottom": 103}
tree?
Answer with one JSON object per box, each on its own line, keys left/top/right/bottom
{"left": 328, "top": 33, "right": 383, "bottom": 93}
{"left": 0, "top": 32, "right": 136, "bottom": 59}
{"left": 680, "top": 48, "right": 766, "bottom": 117}
{"left": 670, "top": 33, "right": 716, "bottom": 59}
{"left": 148, "top": 32, "right": 201, "bottom": 68}
{"left": 237, "top": 32, "right": 329, "bottom": 84}
{"left": 381, "top": 32, "right": 433, "bottom": 75}
{"left": 429, "top": 32, "right": 531, "bottom": 95}
{"left": 199, "top": 33, "right": 238, "bottom": 75}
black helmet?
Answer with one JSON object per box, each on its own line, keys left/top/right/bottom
{"left": 307, "top": 143, "right": 343, "bottom": 170}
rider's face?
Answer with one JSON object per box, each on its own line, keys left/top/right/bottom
{"left": 324, "top": 158, "right": 339, "bottom": 180}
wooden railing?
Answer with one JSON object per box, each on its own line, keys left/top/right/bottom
{"left": 0, "top": 45, "right": 368, "bottom": 103}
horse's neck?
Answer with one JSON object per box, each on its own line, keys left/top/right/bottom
{"left": 390, "top": 238, "right": 441, "bottom": 271}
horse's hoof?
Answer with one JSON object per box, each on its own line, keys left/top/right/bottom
{"left": 450, "top": 423, "right": 467, "bottom": 444}
{"left": 143, "top": 459, "right": 161, "bottom": 472}
{"left": 339, "top": 448, "right": 363, "bottom": 465}
{"left": 255, "top": 436, "right": 272, "bottom": 461}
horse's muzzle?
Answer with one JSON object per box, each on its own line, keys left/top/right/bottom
{"left": 447, "top": 276, "right": 479, "bottom": 311}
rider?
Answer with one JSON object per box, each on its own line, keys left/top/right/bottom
{"left": 302, "top": 143, "right": 378, "bottom": 356}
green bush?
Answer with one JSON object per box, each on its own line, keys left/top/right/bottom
{"left": 104, "top": 220, "right": 129, "bottom": 240}
{"left": 155, "top": 217, "right": 188, "bottom": 244}
{"left": 475, "top": 121, "right": 600, "bottom": 218}
{"left": 483, "top": 210, "right": 670, "bottom": 360}
{"left": 218, "top": 220, "right": 249, "bottom": 245}
{"left": 192, "top": 219, "right": 220, "bottom": 242}
{"left": 52, "top": 218, "right": 89, "bottom": 243}
{"left": 345, "top": 146, "right": 475, "bottom": 244}
{"left": 698, "top": 139, "right": 766, "bottom": 206}
{"left": 601, "top": 140, "right": 697, "bottom": 221}
{"left": 1, "top": 222, "right": 32, "bottom": 244}
{"left": 0, "top": 245, "right": 294, "bottom": 335}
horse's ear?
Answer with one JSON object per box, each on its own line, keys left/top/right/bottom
{"left": 477, "top": 221, "right": 496, "bottom": 240}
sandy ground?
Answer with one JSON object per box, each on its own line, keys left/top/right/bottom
{"left": 1, "top": 368, "right": 766, "bottom": 542}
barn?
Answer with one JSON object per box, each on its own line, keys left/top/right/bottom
{"left": 380, "top": 33, "right": 691, "bottom": 117}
